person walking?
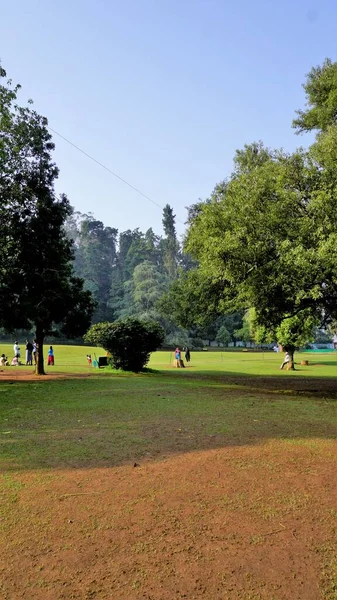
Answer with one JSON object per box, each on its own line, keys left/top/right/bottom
{"left": 184, "top": 346, "right": 191, "bottom": 363}
{"left": 25, "top": 340, "right": 33, "bottom": 365}
{"left": 32, "top": 339, "right": 37, "bottom": 365}
{"left": 47, "top": 346, "right": 55, "bottom": 366}
{"left": 280, "top": 351, "right": 291, "bottom": 370}
{"left": 13, "top": 341, "right": 20, "bottom": 359}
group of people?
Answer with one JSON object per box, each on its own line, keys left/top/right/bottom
{"left": 174, "top": 346, "right": 191, "bottom": 368}
{"left": 0, "top": 340, "right": 55, "bottom": 367}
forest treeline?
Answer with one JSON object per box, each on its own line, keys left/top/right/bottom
{"left": 64, "top": 204, "right": 246, "bottom": 348}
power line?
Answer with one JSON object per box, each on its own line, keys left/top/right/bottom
{"left": 48, "top": 126, "right": 185, "bottom": 225}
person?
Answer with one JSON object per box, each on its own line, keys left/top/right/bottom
{"left": 13, "top": 341, "right": 20, "bottom": 359}
{"left": 273, "top": 345, "right": 279, "bottom": 353}
{"left": 33, "top": 340, "right": 37, "bottom": 365}
{"left": 280, "top": 351, "right": 291, "bottom": 370}
{"left": 25, "top": 340, "right": 34, "bottom": 365}
{"left": 47, "top": 346, "right": 54, "bottom": 366}
{"left": 87, "top": 354, "right": 92, "bottom": 366}
{"left": 0, "top": 354, "right": 9, "bottom": 366}
{"left": 11, "top": 356, "right": 19, "bottom": 366}
{"left": 184, "top": 346, "right": 191, "bottom": 362}
{"left": 174, "top": 347, "right": 185, "bottom": 368}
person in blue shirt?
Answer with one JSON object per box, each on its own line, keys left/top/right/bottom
{"left": 47, "top": 346, "right": 54, "bottom": 366}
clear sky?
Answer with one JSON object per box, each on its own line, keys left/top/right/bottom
{"left": 1, "top": 0, "right": 336, "bottom": 237}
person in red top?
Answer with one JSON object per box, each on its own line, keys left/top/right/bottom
{"left": 47, "top": 346, "right": 54, "bottom": 366}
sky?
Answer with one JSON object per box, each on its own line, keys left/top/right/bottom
{"left": 1, "top": 0, "right": 336, "bottom": 238}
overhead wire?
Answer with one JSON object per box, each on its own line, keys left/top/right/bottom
{"left": 48, "top": 126, "right": 185, "bottom": 225}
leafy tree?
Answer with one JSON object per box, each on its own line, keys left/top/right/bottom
{"left": 78, "top": 217, "right": 118, "bottom": 322}
{"left": 132, "top": 260, "right": 167, "bottom": 317}
{"left": 233, "top": 319, "right": 252, "bottom": 347}
{"left": 159, "top": 269, "right": 229, "bottom": 329}
{"left": 293, "top": 59, "right": 337, "bottom": 133}
{"left": 215, "top": 326, "right": 231, "bottom": 346}
{"left": 246, "top": 308, "right": 316, "bottom": 366}
{"left": 0, "top": 66, "right": 95, "bottom": 373}
{"left": 165, "top": 61, "right": 337, "bottom": 354}
{"left": 184, "top": 145, "right": 337, "bottom": 333}
{"left": 84, "top": 318, "right": 165, "bottom": 372}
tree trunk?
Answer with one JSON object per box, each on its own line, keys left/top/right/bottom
{"left": 287, "top": 346, "right": 296, "bottom": 371}
{"left": 35, "top": 326, "right": 45, "bottom": 375}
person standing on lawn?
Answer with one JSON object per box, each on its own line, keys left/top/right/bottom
{"left": 47, "top": 346, "right": 55, "bottom": 366}
{"left": 32, "top": 339, "right": 37, "bottom": 365}
{"left": 13, "top": 341, "right": 20, "bottom": 359}
{"left": 25, "top": 340, "right": 33, "bottom": 365}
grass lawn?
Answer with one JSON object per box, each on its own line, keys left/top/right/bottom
{"left": 0, "top": 346, "right": 336, "bottom": 599}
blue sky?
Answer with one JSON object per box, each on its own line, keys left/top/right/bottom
{"left": 1, "top": 0, "right": 336, "bottom": 237}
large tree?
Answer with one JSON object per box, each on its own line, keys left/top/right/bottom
{"left": 0, "top": 67, "right": 95, "bottom": 373}
{"left": 167, "top": 62, "right": 337, "bottom": 343}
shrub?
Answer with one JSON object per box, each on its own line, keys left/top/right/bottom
{"left": 84, "top": 318, "right": 165, "bottom": 372}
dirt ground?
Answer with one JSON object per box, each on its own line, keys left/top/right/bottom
{"left": 1, "top": 441, "right": 336, "bottom": 600}
{"left": 0, "top": 369, "right": 91, "bottom": 381}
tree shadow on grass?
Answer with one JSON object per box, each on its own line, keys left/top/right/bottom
{"left": 0, "top": 371, "right": 336, "bottom": 472}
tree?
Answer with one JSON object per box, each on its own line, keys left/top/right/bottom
{"left": 233, "top": 319, "right": 252, "bottom": 347}
{"left": 184, "top": 145, "right": 337, "bottom": 332}
{"left": 161, "top": 204, "right": 180, "bottom": 280}
{"left": 215, "top": 326, "right": 231, "bottom": 346}
{"left": 77, "top": 217, "right": 118, "bottom": 322}
{"left": 245, "top": 308, "right": 316, "bottom": 367}
{"left": 84, "top": 318, "right": 165, "bottom": 372}
{"left": 132, "top": 260, "right": 167, "bottom": 318}
{"left": 166, "top": 61, "right": 337, "bottom": 352}
{"left": 0, "top": 67, "right": 95, "bottom": 373}
{"left": 292, "top": 59, "right": 337, "bottom": 134}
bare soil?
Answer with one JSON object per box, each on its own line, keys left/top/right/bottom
{"left": 1, "top": 441, "right": 336, "bottom": 600}
{"left": 0, "top": 369, "right": 91, "bottom": 381}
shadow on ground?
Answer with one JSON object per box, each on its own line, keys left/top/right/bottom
{"left": 0, "top": 370, "right": 336, "bottom": 472}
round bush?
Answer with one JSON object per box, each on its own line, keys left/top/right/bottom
{"left": 84, "top": 318, "right": 165, "bottom": 372}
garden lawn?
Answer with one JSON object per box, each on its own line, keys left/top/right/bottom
{"left": 0, "top": 348, "right": 336, "bottom": 599}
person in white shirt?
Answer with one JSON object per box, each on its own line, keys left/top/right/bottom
{"left": 280, "top": 352, "right": 291, "bottom": 370}
{"left": 0, "top": 354, "right": 9, "bottom": 366}
{"left": 13, "top": 341, "right": 20, "bottom": 358}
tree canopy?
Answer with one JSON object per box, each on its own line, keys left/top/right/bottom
{"left": 0, "top": 66, "right": 95, "bottom": 373}
{"left": 164, "top": 60, "right": 337, "bottom": 344}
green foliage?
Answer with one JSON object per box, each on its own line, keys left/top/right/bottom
{"left": 84, "top": 318, "right": 165, "bottom": 372}
{"left": 184, "top": 147, "right": 337, "bottom": 337}
{"left": 293, "top": 59, "right": 337, "bottom": 133}
{"left": 132, "top": 261, "right": 167, "bottom": 316}
{"left": 0, "top": 67, "right": 95, "bottom": 372}
{"left": 245, "top": 308, "right": 316, "bottom": 354}
{"left": 275, "top": 313, "right": 317, "bottom": 351}
{"left": 165, "top": 60, "right": 336, "bottom": 349}
{"left": 233, "top": 320, "right": 252, "bottom": 345}
{"left": 215, "top": 326, "right": 231, "bottom": 346}
{"left": 160, "top": 204, "right": 179, "bottom": 280}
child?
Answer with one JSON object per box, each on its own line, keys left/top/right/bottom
{"left": 47, "top": 346, "right": 54, "bottom": 366}
{"left": 0, "top": 354, "right": 9, "bottom": 366}
{"left": 87, "top": 354, "right": 92, "bottom": 366}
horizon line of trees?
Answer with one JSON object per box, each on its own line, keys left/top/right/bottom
{"left": 1, "top": 58, "right": 337, "bottom": 367}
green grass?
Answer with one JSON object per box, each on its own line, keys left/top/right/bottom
{"left": 1, "top": 343, "right": 336, "bottom": 377}
{"left": 0, "top": 346, "right": 335, "bottom": 471}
